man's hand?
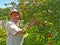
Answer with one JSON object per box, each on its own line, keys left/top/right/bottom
{"left": 17, "top": 29, "right": 24, "bottom": 35}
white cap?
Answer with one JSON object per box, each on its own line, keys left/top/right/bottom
{"left": 10, "top": 8, "right": 20, "bottom": 16}
{"left": 11, "top": 8, "right": 18, "bottom": 12}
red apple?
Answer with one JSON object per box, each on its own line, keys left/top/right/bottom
{"left": 48, "top": 33, "right": 51, "bottom": 38}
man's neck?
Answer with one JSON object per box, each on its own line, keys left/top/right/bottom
{"left": 11, "top": 19, "right": 18, "bottom": 25}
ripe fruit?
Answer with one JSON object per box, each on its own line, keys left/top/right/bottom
{"left": 34, "top": 20, "right": 39, "bottom": 25}
{"left": 48, "top": 42, "right": 52, "bottom": 45}
{"left": 48, "top": 33, "right": 51, "bottom": 38}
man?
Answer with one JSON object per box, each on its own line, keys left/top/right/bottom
{"left": 5, "top": 9, "right": 24, "bottom": 45}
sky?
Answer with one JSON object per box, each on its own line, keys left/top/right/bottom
{"left": 0, "top": 0, "right": 17, "bottom": 8}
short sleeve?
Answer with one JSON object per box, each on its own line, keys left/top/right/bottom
{"left": 5, "top": 22, "right": 22, "bottom": 35}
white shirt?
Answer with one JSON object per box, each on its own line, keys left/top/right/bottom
{"left": 5, "top": 20, "right": 24, "bottom": 45}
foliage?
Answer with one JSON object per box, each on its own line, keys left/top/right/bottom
{"left": 0, "top": 28, "right": 6, "bottom": 45}
{"left": 17, "top": 0, "right": 60, "bottom": 45}
{"left": 0, "top": 7, "right": 10, "bottom": 20}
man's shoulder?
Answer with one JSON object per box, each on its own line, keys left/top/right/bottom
{"left": 6, "top": 20, "right": 13, "bottom": 25}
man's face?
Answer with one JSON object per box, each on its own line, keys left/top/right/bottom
{"left": 11, "top": 12, "right": 20, "bottom": 22}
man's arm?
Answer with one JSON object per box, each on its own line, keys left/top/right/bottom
{"left": 16, "top": 29, "right": 24, "bottom": 34}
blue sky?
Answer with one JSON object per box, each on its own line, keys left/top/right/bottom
{"left": 0, "top": 0, "right": 17, "bottom": 8}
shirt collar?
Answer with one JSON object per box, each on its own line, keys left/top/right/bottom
{"left": 10, "top": 19, "right": 19, "bottom": 26}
